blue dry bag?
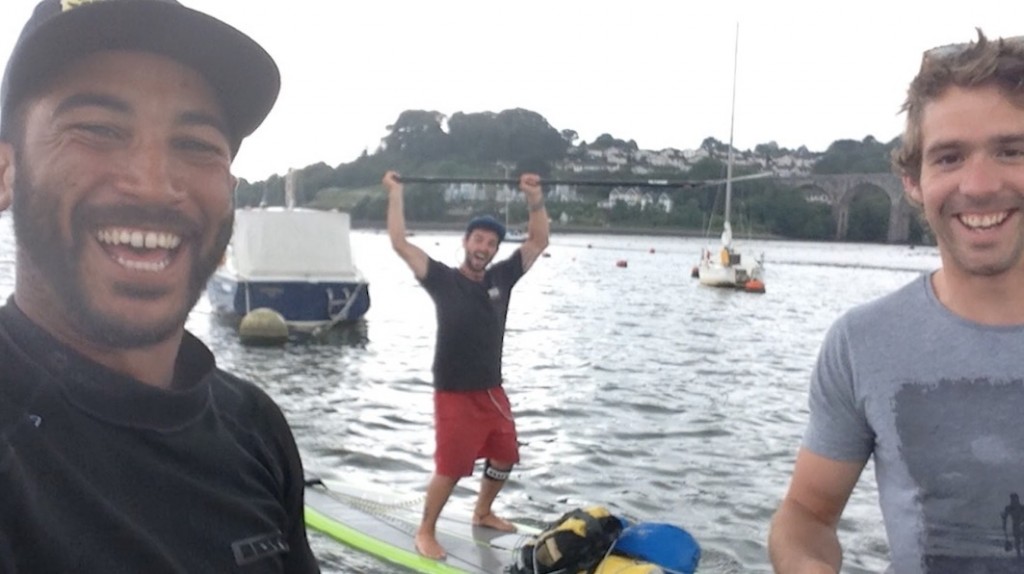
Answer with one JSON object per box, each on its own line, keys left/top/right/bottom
{"left": 611, "top": 522, "right": 701, "bottom": 574}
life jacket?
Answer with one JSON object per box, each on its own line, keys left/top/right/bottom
{"left": 511, "top": 506, "right": 627, "bottom": 574}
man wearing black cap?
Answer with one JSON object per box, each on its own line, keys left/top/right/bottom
{"left": 0, "top": 1, "right": 317, "bottom": 571}
{"left": 382, "top": 170, "right": 549, "bottom": 560}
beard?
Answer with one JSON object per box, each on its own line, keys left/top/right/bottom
{"left": 463, "top": 249, "right": 495, "bottom": 273}
{"left": 11, "top": 160, "right": 233, "bottom": 348}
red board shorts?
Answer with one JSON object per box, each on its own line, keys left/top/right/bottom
{"left": 434, "top": 386, "right": 519, "bottom": 478}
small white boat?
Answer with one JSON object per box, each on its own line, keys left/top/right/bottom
{"left": 206, "top": 206, "right": 370, "bottom": 332}
{"left": 504, "top": 228, "right": 527, "bottom": 243}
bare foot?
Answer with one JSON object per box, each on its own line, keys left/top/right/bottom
{"left": 414, "top": 531, "right": 446, "bottom": 560}
{"left": 473, "top": 512, "right": 517, "bottom": 532}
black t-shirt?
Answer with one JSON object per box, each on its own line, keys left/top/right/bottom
{"left": 420, "top": 251, "right": 524, "bottom": 392}
{"left": 0, "top": 301, "right": 319, "bottom": 573}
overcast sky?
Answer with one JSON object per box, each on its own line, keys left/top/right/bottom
{"left": 2, "top": 1, "right": 1019, "bottom": 181}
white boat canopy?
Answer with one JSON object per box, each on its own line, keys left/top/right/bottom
{"left": 230, "top": 208, "right": 362, "bottom": 282}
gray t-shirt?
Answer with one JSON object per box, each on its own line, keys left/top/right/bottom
{"left": 804, "top": 273, "right": 1024, "bottom": 573}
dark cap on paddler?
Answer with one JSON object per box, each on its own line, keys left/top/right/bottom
{"left": 0, "top": 0, "right": 280, "bottom": 157}
{"left": 465, "top": 215, "right": 506, "bottom": 242}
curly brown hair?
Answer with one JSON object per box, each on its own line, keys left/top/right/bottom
{"left": 892, "top": 30, "right": 1024, "bottom": 185}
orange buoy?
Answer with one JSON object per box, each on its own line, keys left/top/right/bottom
{"left": 744, "top": 278, "right": 766, "bottom": 293}
{"left": 616, "top": 259, "right": 628, "bottom": 268}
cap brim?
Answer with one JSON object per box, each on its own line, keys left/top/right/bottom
{"left": 3, "top": 0, "right": 279, "bottom": 155}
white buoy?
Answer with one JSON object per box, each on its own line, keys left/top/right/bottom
{"left": 239, "top": 307, "right": 289, "bottom": 346}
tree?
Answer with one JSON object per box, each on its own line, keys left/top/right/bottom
{"left": 448, "top": 111, "right": 502, "bottom": 161}
{"left": 700, "top": 136, "right": 727, "bottom": 156}
{"left": 813, "top": 137, "right": 894, "bottom": 174}
{"left": 382, "top": 110, "right": 450, "bottom": 161}
{"left": 498, "top": 108, "right": 568, "bottom": 163}
{"left": 688, "top": 157, "right": 728, "bottom": 181}
{"left": 297, "top": 162, "right": 335, "bottom": 204}
{"left": 590, "top": 133, "right": 635, "bottom": 151}
{"left": 846, "top": 188, "right": 890, "bottom": 242}
{"left": 744, "top": 185, "right": 832, "bottom": 240}
{"left": 446, "top": 108, "right": 567, "bottom": 165}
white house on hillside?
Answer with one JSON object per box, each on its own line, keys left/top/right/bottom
{"left": 598, "top": 187, "right": 672, "bottom": 213}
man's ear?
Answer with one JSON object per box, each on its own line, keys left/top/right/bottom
{"left": 902, "top": 174, "right": 922, "bottom": 207}
{"left": 0, "top": 142, "right": 13, "bottom": 213}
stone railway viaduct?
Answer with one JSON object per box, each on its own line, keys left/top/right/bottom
{"left": 780, "top": 173, "right": 914, "bottom": 243}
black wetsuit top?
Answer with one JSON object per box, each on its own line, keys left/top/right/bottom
{"left": 0, "top": 301, "right": 318, "bottom": 573}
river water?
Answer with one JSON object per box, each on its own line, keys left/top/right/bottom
{"left": 0, "top": 216, "right": 942, "bottom": 573}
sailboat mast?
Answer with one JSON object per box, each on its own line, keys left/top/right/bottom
{"left": 724, "top": 22, "right": 739, "bottom": 226}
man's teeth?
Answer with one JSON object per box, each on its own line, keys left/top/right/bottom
{"left": 97, "top": 228, "right": 182, "bottom": 249}
{"left": 960, "top": 212, "right": 1009, "bottom": 229}
{"left": 115, "top": 256, "right": 169, "bottom": 272}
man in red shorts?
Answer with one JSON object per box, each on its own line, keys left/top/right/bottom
{"left": 383, "top": 169, "right": 550, "bottom": 560}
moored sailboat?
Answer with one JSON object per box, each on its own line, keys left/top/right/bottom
{"left": 695, "top": 24, "right": 765, "bottom": 294}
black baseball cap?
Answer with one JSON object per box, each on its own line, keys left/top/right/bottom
{"left": 465, "top": 215, "right": 506, "bottom": 242}
{"left": 1, "top": 0, "right": 280, "bottom": 156}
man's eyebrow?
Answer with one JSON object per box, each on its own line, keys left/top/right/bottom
{"left": 923, "top": 140, "right": 963, "bottom": 158}
{"left": 177, "top": 110, "right": 231, "bottom": 141}
{"left": 53, "top": 92, "right": 131, "bottom": 116}
{"left": 924, "top": 133, "right": 1024, "bottom": 157}
{"left": 991, "top": 133, "right": 1024, "bottom": 146}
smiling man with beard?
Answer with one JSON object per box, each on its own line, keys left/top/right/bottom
{"left": 382, "top": 169, "right": 549, "bottom": 560}
{"left": 0, "top": 1, "right": 318, "bottom": 572}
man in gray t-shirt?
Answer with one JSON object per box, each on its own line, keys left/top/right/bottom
{"left": 769, "top": 31, "right": 1024, "bottom": 574}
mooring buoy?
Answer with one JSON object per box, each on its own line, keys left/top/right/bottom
{"left": 239, "top": 307, "right": 289, "bottom": 346}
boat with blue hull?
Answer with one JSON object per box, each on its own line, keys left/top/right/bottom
{"left": 207, "top": 206, "right": 370, "bottom": 332}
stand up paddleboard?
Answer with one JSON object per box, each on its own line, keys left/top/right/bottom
{"left": 304, "top": 478, "right": 538, "bottom": 574}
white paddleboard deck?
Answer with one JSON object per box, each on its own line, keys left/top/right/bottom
{"left": 305, "top": 478, "right": 537, "bottom": 573}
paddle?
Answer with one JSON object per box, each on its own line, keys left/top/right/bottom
{"left": 394, "top": 172, "right": 772, "bottom": 189}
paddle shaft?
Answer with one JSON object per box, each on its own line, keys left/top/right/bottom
{"left": 395, "top": 172, "right": 771, "bottom": 189}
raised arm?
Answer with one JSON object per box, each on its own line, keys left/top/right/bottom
{"left": 383, "top": 170, "right": 429, "bottom": 280}
{"left": 768, "top": 448, "right": 866, "bottom": 574}
{"left": 517, "top": 172, "right": 549, "bottom": 272}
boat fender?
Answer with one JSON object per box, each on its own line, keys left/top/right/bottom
{"left": 483, "top": 460, "right": 511, "bottom": 482}
{"left": 239, "top": 308, "right": 289, "bottom": 347}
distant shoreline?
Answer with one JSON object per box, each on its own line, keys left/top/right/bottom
{"left": 351, "top": 219, "right": 781, "bottom": 240}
